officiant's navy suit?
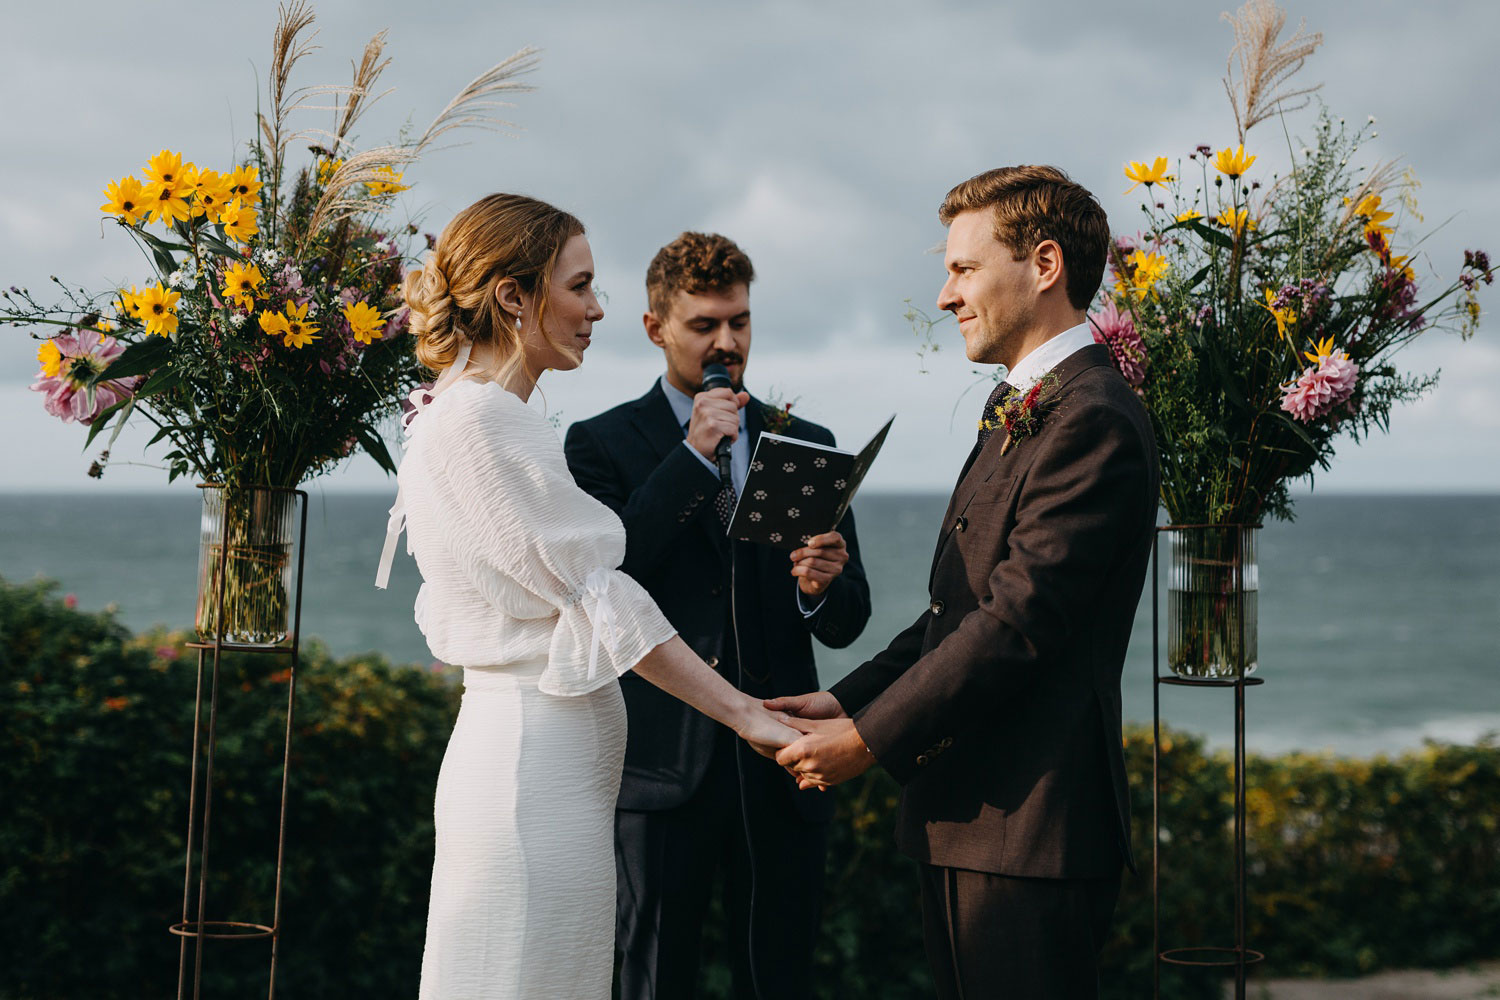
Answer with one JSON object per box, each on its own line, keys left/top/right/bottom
{"left": 565, "top": 379, "right": 871, "bottom": 1000}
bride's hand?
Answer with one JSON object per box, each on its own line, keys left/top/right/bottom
{"left": 735, "top": 698, "right": 812, "bottom": 759}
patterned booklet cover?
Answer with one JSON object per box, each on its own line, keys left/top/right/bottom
{"left": 727, "top": 416, "right": 895, "bottom": 549}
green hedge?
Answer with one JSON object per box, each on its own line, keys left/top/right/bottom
{"left": 3, "top": 576, "right": 1497, "bottom": 999}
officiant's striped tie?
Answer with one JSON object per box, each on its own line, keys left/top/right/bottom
{"left": 684, "top": 419, "right": 737, "bottom": 528}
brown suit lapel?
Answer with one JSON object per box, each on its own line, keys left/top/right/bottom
{"left": 927, "top": 344, "right": 1114, "bottom": 588}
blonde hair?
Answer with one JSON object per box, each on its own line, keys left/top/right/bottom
{"left": 401, "top": 193, "right": 585, "bottom": 379}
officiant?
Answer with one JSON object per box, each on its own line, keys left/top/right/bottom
{"left": 565, "top": 231, "right": 871, "bottom": 1000}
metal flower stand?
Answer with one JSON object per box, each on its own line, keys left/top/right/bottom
{"left": 171, "top": 485, "right": 308, "bottom": 1000}
{"left": 1151, "top": 525, "right": 1265, "bottom": 1000}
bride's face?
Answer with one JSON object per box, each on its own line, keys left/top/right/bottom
{"left": 522, "top": 234, "right": 604, "bottom": 372}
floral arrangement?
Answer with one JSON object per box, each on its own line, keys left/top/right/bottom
{"left": 4, "top": 3, "right": 537, "bottom": 493}
{"left": 1092, "top": 0, "right": 1494, "bottom": 524}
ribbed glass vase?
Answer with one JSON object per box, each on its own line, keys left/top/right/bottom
{"left": 195, "top": 486, "right": 300, "bottom": 646}
{"left": 1166, "top": 524, "right": 1259, "bottom": 679}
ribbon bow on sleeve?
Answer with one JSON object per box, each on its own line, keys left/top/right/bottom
{"left": 375, "top": 341, "right": 474, "bottom": 589}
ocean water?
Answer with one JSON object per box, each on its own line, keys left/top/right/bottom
{"left": 3, "top": 492, "right": 1497, "bottom": 756}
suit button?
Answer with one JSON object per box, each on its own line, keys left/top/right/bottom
{"left": 955, "top": 516, "right": 967, "bottom": 533}
{"left": 930, "top": 600, "right": 945, "bottom": 616}
{"left": 677, "top": 514, "right": 688, "bottom": 523}
{"left": 705, "top": 655, "right": 719, "bottom": 669}
{"left": 695, "top": 491, "right": 706, "bottom": 500}
{"left": 710, "top": 584, "right": 723, "bottom": 597}
{"left": 916, "top": 754, "right": 929, "bottom": 767}
{"left": 941, "top": 737, "right": 954, "bottom": 748}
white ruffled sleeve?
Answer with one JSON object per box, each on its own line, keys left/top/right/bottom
{"left": 421, "top": 382, "right": 677, "bottom": 696}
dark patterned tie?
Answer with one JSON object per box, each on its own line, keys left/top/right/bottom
{"left": 976, "top": 380, "right": 1019, "bottom": 449}
{"left": 685, "top": 419, "right": 737, "bottom": 527}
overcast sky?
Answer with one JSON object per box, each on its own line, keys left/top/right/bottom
{"left": 2, "top": 0, "right": 1495, "bottom": 495}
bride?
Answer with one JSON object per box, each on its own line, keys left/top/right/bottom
{"left": 375, "top": 193, "right": 803, "bottom": 998}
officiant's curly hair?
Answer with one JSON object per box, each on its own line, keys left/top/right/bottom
{"left": 402, "top": 193, "right": 585, "bottom": 377}
{"left": 939, "top": 166, "right": 1110, "bottom": 310}
{"left": 645, "top": 231, "right": 755, "bottom": 317}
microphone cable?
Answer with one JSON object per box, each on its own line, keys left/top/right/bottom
{"left": 729, "top": 538, "right": 767, "bottom": 1000}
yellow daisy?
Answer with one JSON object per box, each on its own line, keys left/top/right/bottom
{"left": 366, "top": 165, "right": 409, "bottom": 196}
{"left": 136, "top": 283, "right": 182, "bottom": 337}
{"left": 37, "top": 339, "right": 64, "bottom": 377}
{"left": 144, "top": 180, "right": 193, "bottom": 226}
{"left": 219, "top": 198, "right": 259, "bottom": 244}
{"left": 1123, "top": 156, "right": 1173, "bottom": 194}
{"left": 258, "top": 310, "right": 291, "bottom": 340}
{"left": 100, "top": 176, "right": 147, "bottom": 224}
{"left": 342, "top": 300, "right": 385, "bottom": 344}
{"left": 142, "top": 150, "right": 191, "bottom": 190}
{"left": 1122, "top": 250, "right": 1168, "bottom": 299}
{"left": 317, "top": 157, "right": 344, "bottom": 185}
{"left": 226, "top": 165, "right": 262, "bottom": 203}
{"left": 1176, "top": 209, "right": 1204, "bottom": 223}
{"left": 222, "top": 261, "right": 265, "bottom": 310}
{"left": 192, "top": 169, "right": 235, "bottom": 220}
{"left": 281, "top": 300, "right": 320, "bottom": 349}
{"left": 1215, "top": 206, "right": 1257, "bottom": 235}
{"left": 1212, "top": 144, "right": 1257, "bottom": 179}
{"left": 116, "top": 286, "right": 144, "bottom": 320}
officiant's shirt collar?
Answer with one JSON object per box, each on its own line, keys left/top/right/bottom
{"left": 1002, "top": 322, "right": 1096, "bottom": 392}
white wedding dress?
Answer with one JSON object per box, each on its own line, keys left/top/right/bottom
{"left": 377, "top": 356, "right": 676, "bottom": 999}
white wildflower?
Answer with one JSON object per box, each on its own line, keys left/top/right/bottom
{"left": 229, "top": 313, "right": 246, "bottom": 328}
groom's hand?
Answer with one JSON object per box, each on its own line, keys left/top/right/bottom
{"left": 763, "top": 690, "right": 847, "bottom": 720}
{"left": 775, "top": 717, "right": 874, "bottom": 790}
{"left": 789, "top": 531, "right": 848, "bottom": 597}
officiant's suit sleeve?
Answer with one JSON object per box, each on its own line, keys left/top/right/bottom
{"left": 565, "top": 419, "right": 722, "bottom": 579}
{"left": 848, "top": 398, "right": 1153, "bottom": 784}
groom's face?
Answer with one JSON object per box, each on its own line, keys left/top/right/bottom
{"left": 645, "top": 284, "right": 752, "bottom": 395}
{"left": 938, "top": 209, "right": 1038, "bottom": 366}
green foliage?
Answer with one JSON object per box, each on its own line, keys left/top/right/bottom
{"left": 0, "top": 576, "right": 459, "bottom": 998}
{"left": 4, "top": 578, "right": 1497, "bottom": 998}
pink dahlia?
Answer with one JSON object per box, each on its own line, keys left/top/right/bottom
{"left": 1088, "top": 300, "right": 1149, "bottom": 387}
{"left": 1280, "top": 349, "right": 1359, "bottom": 423}
{"left": 30, "top": 328, "right": 142, "bottom": 423}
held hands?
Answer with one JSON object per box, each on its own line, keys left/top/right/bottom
{"left": 734, "top": 696, "right": 810, "bottom": 761}
{"left": 763, "top": 691, "right": 873, "bottom": 791}
{"left": 789, "top": 532, "right": 849, "bottom": 598}
{"left": 687, "top": 387, "right": 749, "bottom": 462}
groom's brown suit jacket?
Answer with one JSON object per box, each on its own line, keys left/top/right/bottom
{"left": 830, "top": 343, "right": 1158, "bottom": 879}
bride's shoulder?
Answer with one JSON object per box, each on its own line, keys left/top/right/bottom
{"left": 426, "top": 379, "right": 547, "bottom": 442}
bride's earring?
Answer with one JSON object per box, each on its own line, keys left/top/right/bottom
{"left": 515, "top": 310, "right": 523, "bottom": 331}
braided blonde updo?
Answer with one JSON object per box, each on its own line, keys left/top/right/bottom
{"left": 401, "top": 193, "right": 585, "bottom": 375}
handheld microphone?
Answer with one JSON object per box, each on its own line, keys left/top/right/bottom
{"left": 700, "top": 363, "right": 735, "bottom": 488}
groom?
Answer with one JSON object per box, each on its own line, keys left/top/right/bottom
{"left": 772, "top": 166, "right": 1160, "bottom": 999}
{"left": 565, "top": 231, "right": 871, "bottom": 1000}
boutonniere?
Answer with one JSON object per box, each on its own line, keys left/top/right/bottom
{"left": 983, "top": 371, "right": 1062, "bottom": 455}
{"left": 761, "top": 391, "right": 799, "bottom": 435}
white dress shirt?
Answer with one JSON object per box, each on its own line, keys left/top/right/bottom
{"left": 1002, "top": 322, "right": 1098, "bottom": 391}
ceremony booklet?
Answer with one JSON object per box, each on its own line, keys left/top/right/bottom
{"left": 727, "top": 416, "right": 895, "bottom": 550}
